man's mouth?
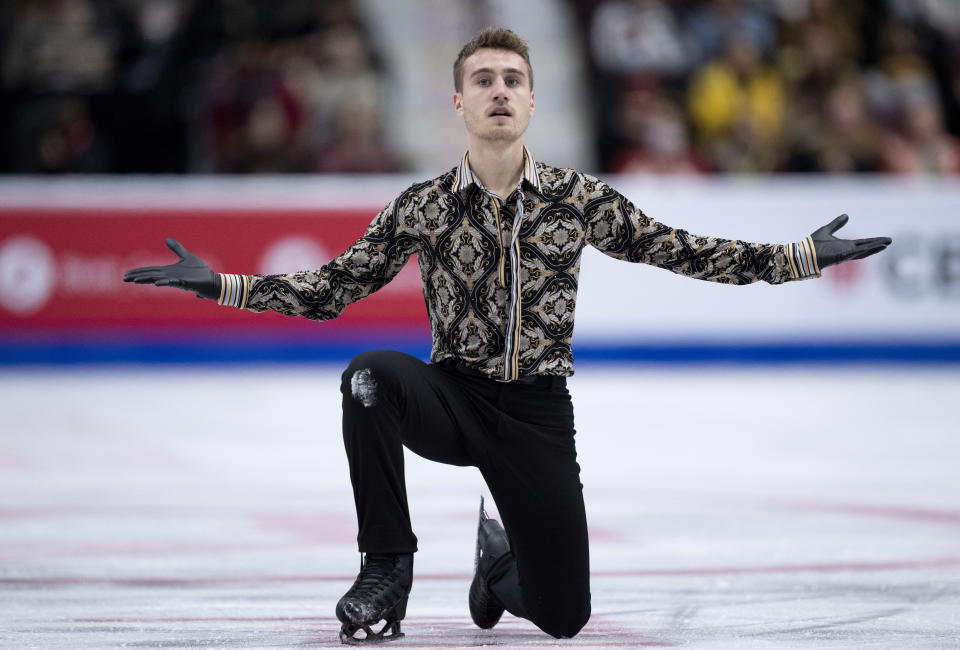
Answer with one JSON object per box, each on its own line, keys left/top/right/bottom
{"left": 489, "top": 108, "right": 512, "bottom": 118}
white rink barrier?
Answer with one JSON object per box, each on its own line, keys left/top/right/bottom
{"left": 1, "top": 176, "right": 958, "bottom": 364}
{"left": 575, "top": 176, "right": 960, "bottom": 344}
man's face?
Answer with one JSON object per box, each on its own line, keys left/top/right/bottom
{"left": 454, "top": 48, "right": 534, "bottom": 144}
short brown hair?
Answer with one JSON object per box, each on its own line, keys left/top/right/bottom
{"left": 453, "top": 27, "right": 533, "bottom": 93}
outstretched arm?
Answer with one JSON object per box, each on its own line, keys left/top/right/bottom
{"left": 123, "top": 238, "right": 223, "bottom": 300}
{"left": 123, "top": 189, "right": 422, "bottom": 320}
{"left": 806, "top": 213, "right": 891, "bottom": 271}
{"left": 583, "top": 175, "right": 891, "bottom": 284}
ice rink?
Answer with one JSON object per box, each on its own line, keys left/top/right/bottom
{"left": 1, "top": 365, "right": 958, "bottom": 649}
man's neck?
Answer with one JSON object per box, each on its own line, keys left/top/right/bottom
{"left": 466, "top": 139, "right": 525, "bottom": 200}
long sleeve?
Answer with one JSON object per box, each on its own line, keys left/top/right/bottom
{"left": 582, "top": 175, "right": 816, "bottom": 285}
{"left": 229, "top": 191, "right": 422, "bottom": 320}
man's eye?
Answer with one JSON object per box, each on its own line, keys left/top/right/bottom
{"left": 478, "top": 78, "right": 490, "bottom": 86}
{"left": 506, "top": 78, "right": 519, "bottom": 87}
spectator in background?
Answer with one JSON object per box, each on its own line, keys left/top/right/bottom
{"left": 301, "top": 24, "right": 394, "bottom": 171}
{"left": 862, "top": 13, "right": 960, "bottom": 175}
{"left": 5, "top": 96, "right": 111, "bottom": 173}
{"left": 880, "top": 0, "right": 960, "bottom": 156}
{"left": 201, "top": 11, "right": 397, "bottom": 174}
{"left": 786, "top": 76, "right": 881, "bottom": 173}
{"left": 686, "top": 34, "right": 786, "bottom": 172}
{"left": 880, "top": 92, "right": 960, "bottom": 174}
{"left": 1, "top": 0, "right": 123, "bottom": 93}
{"left": 580, "top": 0, "right": 960, "bottom": 175}
{"left": 777, "top": 0, "right": 862, "bottom": 122}
{"left": 887, "top": 0, "right": 960, "bottom": 39}
{"left": 585, "top": 0, "right": 694, "bottom": 172}
{"left": 589, "top": 0, "right": 689, "bottom": 79}
{"left": 607, "top": 77, "right": 705, "bottom": 174}
{"left": 776, "top": 1, "right": 877, "bottom": 172}
{"left": 863, "top": 15, "right": 939, "bottom": 129}
{"left": 0, "top": 0, "right": 131, "bottom": 173}
{"left": 0, "top": 0, "right": 402, "bottom": 175}
{"left": 313, "top": 95, "right": 401, "bottom": 173}
{"left": 684, "top": 0, "right": 776, "bottom": 66}
{"left": 205, "top": 41, "right": 309, "bottom": 173}
{"left": 4, "top": 0, "right": 960, "bottom": 177}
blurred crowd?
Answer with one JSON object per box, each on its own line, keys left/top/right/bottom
{"left": 575, "top": 0, "right": 960, "bottom": 174}
{"left": 2, "top": 0, "right": 959, "bottom": 176}
{"left": 0, "top": 0, "right": 401, "bottom": 173}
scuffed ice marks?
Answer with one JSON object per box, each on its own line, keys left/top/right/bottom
{"left": 351, "top": 368, "right": 378, "bottom": 407}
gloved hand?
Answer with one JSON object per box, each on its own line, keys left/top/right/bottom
{"left": 123, "top": 238, "right": 220, "bottom": 300}
{"left": 811, "top": 214, "right": 892, "bottom": 269}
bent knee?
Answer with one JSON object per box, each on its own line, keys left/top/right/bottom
{"left": 343, "top": 350, "right": 397, "bottom": 376}
{"left": 341, "top": 350, "right": 409, "bottom": 407}
{"left": 533, "top": 601, "right": 591, "bottom": 639}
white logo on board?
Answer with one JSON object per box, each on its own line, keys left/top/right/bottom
{"left": 0, "top": 236, "right": 57, "bottom": 315}
{"left": 260, "top": 236, "right": 330, "bottom": 275}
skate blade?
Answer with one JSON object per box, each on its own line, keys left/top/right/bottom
{"left": 475, "top": 495, "right": 487, "bottom": 571}
{"left": 339, "top": 620, "right": 404, "bottom": 645}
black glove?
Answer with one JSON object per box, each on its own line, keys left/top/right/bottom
{"left": 810, "top": 214, "right": 892, "bottom": 269}
{"left": 123, "top": 238, "right": 220, "bottom": 300}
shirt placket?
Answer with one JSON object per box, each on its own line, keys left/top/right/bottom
{"left": 484, "top": 188, "right": 525, "bottom": 382}
{"left": 505, "top": 190, "right": 525, "bottom": 381}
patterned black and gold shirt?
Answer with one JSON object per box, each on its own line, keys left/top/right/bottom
{"left": 219, "top": 149, "right": 820, "bottom": 380}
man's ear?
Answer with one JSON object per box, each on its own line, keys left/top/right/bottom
{"left": 453, "top": 92, "right": 463, "bottom": 116}
{"left": 530, "top": 91, "right": 535, "bottom": 115}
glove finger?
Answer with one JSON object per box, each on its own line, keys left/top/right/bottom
{"left": 124, "top": 271, "right": 168, "bottom": 283}
{"left": 123, "top": 266, "right": 169, "bottom": 279}
{"left": 854, "top": 237, "right": 892, "bottom": 249}
{"left": 851, "top": 245, "right": 888, "bottom": 261}
{"left": 812, "top": 214, "right": 848, "bottom": 240}
{"left": 127, "top": 275, "right": 163, "bottom": 284}
{"left": 165, "top": 238, "right": 192, "bottom": 261}
{"left": 155, "top": 278, "right": 184, "bottom": 288}
{"left": 827, "top": 213, "right": 849, "bottom": 235}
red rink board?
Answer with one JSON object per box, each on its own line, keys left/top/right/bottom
{"left": 0, "top": 208, "right": 428, "bottom": 335}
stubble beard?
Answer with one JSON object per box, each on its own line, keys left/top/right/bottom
{"left": 481, "top": 127, "right": 519, "bottom": 143}
{"left": 466, "top": 113, "right": 529, "bottom": 145}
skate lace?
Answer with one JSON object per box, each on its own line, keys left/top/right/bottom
{"left": 346, "top": 554, "right": 406, "bottom": 606}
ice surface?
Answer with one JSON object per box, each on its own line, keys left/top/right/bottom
{"left": 1, "top": 366, "right": 958, "bottom": 648}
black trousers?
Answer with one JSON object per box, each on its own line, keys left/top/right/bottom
{"left": 340, "top": 350, "right": 591, "bottom": 639}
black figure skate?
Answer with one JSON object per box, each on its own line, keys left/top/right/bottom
{"left": 336, "top": 553, "right": 413, "bottom": 644}
{"left": 469, "top": 496, "right": 510, "bottom": 629}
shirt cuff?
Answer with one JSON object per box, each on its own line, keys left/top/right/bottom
{"left": 217, "top": 273, "right": 250, "bottom": 309}
{"left": 786, "top": 237, "right": 821, "bottom": 280}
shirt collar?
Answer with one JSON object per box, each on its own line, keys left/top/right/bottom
{"left": 452, "top": 145, "right": 542, "bottom": 195}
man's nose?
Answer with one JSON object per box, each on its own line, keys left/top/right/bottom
{"left": 491, "top": 77, "right": 509, "bottom": 99}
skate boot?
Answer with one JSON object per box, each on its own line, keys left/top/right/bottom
{"left": 336, "top": 552, "right": 413, "bottom": 645}
{"left": 469, "top": 496, "right": 510, "bottom": 629}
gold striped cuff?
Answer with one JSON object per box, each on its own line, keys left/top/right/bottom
{"left": 217, "top": 273, "right": 250, "bottom": 309}
{"left": 788, "top": 237, "right": 821, "bottom": 280}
